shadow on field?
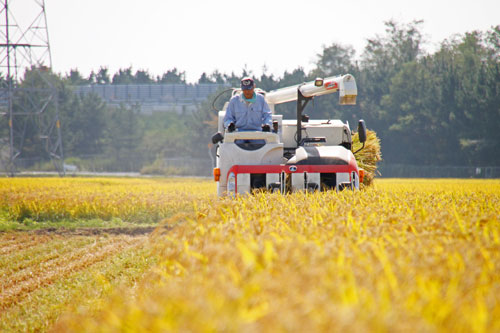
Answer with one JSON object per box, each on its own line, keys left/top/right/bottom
{"left": 29, "top": 225, "right": 171, "bottom": 237}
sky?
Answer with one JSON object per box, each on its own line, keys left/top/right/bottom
{"left": 11, "top": 0, "right": 500, "bottom": 83}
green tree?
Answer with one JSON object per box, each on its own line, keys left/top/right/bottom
{"left": 256, "top": 71, "right": 278, "bottom": 92}
{"left": 157, "top": 68, "right": 186, "bottom": 84}
{"left": 208, "top": 70, "right": 225, "bottom": 84}
{"left": 66, "top": 69, "right": 89, "bottom": 85}
{"left": 310, "top": 43, "right": 362, "bottom": 122}
{"left": 380, "top": 61, "right": 441, "bottom": 164}
{"left": 112, "top": 67, "right": 135, "bottom": 84}
{"left": 10, "top": 68, "right": 65, "bottom": 160}
{"left": 96, "top": 67, "right": 111, "bottom": 84}
{"left": 140, "top": 113, "right": 189, "bottom": 162}
{"left": 449, "top": 29, "right": 500, "bottom": 165}
{"left": 198, "top": 72, "right": 214, "bottom": 84}
{"left": 359, "top": 20, "right": 425, "bottom": 133}
{"left": 104, "top": 103, "right": 143, "bottom": 170}
{"left": 314, "top": 43, "right": 356, "bottom": 77}
{"left": 61, "top": 92, "right": 107, "bottom": 156}
{"left": 134, "top": 69, "right": 153, "bottom": 84}
{"left": 273, "top": 68, "right": 308, "bottom": 119}
{"left": 377, "top": 26, "right": 500, "bottom": 166}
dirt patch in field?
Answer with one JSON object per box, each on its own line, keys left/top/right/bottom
{"left": 28, "top": 225, "right": 170, "bottom": 237}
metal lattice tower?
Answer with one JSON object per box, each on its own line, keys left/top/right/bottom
{"left": 0, "top": 0, "right": 64, "bottom": 176}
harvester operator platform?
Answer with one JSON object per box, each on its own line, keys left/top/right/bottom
{"left": 223, "top": 77, "right": 272, "bottom": 132}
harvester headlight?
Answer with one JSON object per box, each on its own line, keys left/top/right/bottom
{"left": 227, "top": 172, "right": 236, "bottom": 193}
{"left": 314, "top": 78, "right": 324, "bottom": 87}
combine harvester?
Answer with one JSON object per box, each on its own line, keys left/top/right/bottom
{"left": 212, "top": 74, "right": 367, "bottom": 196}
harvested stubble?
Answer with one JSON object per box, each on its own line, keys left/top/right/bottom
{"left": 55, "top": 179, "right": 500, "bottom": 332}
{"left": 0, "top": 231, "right": 155, "bottom": 332}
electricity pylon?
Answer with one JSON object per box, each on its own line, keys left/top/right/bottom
{"left": 0, "top": 0, "right": 64, "bottom": 176}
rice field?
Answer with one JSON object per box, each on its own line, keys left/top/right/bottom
{"left": 0, "top": 177, "right": 214, "bottom": 224}
{"left": 1, "top": 177, "right": 499, "bottom": 332}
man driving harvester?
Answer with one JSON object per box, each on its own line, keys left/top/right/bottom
{"left": 223, "top": 77, "right": 273, "bottom": 132}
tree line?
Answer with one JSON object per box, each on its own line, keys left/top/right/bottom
{"left": 1, "top": 20, "right": 499, "bottom": 173}
{"left": 65, "top": 66, "right": 245, "bottom": 86}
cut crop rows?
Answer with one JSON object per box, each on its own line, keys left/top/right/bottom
{"left": 0, "top": 232, "right": 150, "bottom": 314}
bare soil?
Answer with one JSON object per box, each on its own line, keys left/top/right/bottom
{"left": 31, "top": 226, "right": 160, "bottom": 236}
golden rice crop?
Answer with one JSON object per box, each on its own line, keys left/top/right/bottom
{"left": 0, "top": 177, "right": 215, "bottom": 223}
{"left": 55, "top": 179, "right": 500, "bottom": 332}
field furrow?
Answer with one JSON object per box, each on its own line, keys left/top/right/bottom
{"left": 0, "top": 236, "right": 95, "bottom": 277}
{"left": 0, "top": 235, "right": 146, "bottom": 310}
{"left": 0, "top": 234, "right": 55, "bottom": 255}
{"left": 0, "top": 243, "right": 157, "bottom": 333}
{"left": 0, "top": 236, "right": 120, "bottom": 290}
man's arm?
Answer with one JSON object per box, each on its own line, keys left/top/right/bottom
{"left": 223, "top": 98, "right": 236, "bottom": 129}
{"left": 261, "top": 99, "right": 272, "bottom": 126}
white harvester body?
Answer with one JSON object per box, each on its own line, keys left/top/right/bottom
{"left": 212, "top": 74, "right": 366, "bottom": 196}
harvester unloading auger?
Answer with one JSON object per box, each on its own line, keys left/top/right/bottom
{"left": 212, "top": 74, "right": 373, "bottom": 196}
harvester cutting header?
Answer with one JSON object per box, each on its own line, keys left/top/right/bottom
{"left": 211, "top": 74, "right": 367, "bottom": 196}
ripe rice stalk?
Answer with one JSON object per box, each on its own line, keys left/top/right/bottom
{"left": 352, "top": 129, "right": 382, "bottom": 186}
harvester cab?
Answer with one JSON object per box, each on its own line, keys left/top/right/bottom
{"left": 212, "top": 74, "right": 366, "bottom": 196}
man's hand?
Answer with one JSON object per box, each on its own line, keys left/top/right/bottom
{"left": 262, "top": 124, "right": 270, "bottom": 132}
{"left": 228, "top": 122, "right": 235, "bottom": 132}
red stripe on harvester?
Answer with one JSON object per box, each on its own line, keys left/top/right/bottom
{"left": 227, "top": 162, "right": 358, "bottom": 180}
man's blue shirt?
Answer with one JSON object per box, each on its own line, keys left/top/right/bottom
{"left": 223, "top": 93, "right": 272, "bottom": 131}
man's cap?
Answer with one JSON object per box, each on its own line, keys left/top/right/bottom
{"left": 240, "top": 77, "right": 255, "bottom": 90}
